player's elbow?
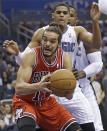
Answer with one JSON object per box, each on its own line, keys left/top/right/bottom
{"left": 15, "top": 82, "right": 23, "bottom": 93}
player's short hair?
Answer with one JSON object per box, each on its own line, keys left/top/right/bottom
{"left": 69, "top": 5, "right": 75, "bottom": 9}
{"left": 43, "top": 22, "right": 62, "bottom": 44}
{"left": 69, "top": 5, "right": 77, "bottom": 15}
{"left": 52, "top": 3, "right": 70, "bottom": 13}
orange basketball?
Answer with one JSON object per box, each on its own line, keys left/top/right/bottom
{"left": 50, "top": 69, "right": 77, "bottom": 97}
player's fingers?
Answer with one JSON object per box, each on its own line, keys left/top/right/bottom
{"left": 3, "top": 40, "right": 10, "bottom": 47}
{"left": 92, "top": 2, "right": 99, "bottom": 12}
{"left": 72, "top": 72, "right": 79, "bottom": 79}
{"left": 45, "top": 74, "right": 51, "bottom": 81}
{"left": 43, "top": 88, "right": 52, "bottom": 93}
{"left": 91, "top": 2, "right": 97, "bottom": 12}
{"left": 43, "top": 81, "right": 51, "bottom": 86}
{"left": 41, "top": 74, "right": 51, "bottom": 82}
{"left": 3, "top": 40, "right": 10, "bottom": 44}
{"left": 3, "top": 41, "right": 14, "bottom": 47}
{"left": 72, "top": 69, "right": 78, "bottom": 78}
{"left": 72, "top": 68, "right": 78, "bottom": 71}
{"left": 40, "top": 76, "right": 46, "bottom": 82}
{"left": 9, "top": 40, "right": 17, "bottom": 45}
{"left": 72, "top": 70, "right": 78, "bottom": 74}
{"left": 3, "top": 44, "right": 9, "bottom": 49}
{"left": 92, "top": 2, "right": 97, "bottom": 7}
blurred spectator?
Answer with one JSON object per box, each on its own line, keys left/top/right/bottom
{"left": 91, "top": 72, "right": 105, "bottom": 105}
{"left": 0, "top": 101, "right": 18, "bottom": 131}
{"left": 0, "top": 103, "right": 6, "bottom": 131}
{"left": 91, "top": 71, "right": 107, "bottom": 131}
{"left": 39, "top": 20, "right": 45, "bottom": 28}
{"left": 0, "top": 55, "right": 7, "bottom": 75}
{"left": 100, "top": 71, "right": 107, "bottom": 131}
{"left": 2, "top": 64, "right": 16, "bottom": 85}
{"left": 0, "top": 75, "right": 4, "bottom": 100}
{"left": 0, "top": 119, "right": 6, "bottom": 131}
{"left": 4, "top": 83, "right": 15, "bottom": 99}
{"left": 19, "top": 21, "right": 31, "bottom": 30}
{"left": 102, "top": 34, "right": 107, "bottom": 69}
{"left": 44, "top": 2, "right": 53, "bottom": 11}
{"left": 3, "top": 104, "right": 15, "bottom": 126}
{"left": 0, "top": 75, "right": 3, "bottom": 87}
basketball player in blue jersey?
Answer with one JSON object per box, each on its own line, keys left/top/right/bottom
{"left": 68, "top": 6, "right": 103, "bottom": 131}
{"left": 3, "top": 2, "right": 102, "bottom": 131}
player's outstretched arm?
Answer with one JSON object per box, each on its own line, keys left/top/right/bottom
{"left": 3, "top": 40, "right": 31, "bottom": 65}
{"left": 75, "top": 2, "right": 101, "bottom": 49}
{"left": 3, "top": 40, "right": 20, "bottom": 55}
{"left": 90, "top": 2, "right": 102, "bottom": 49}
{"left": 3, "top": 28, "right": 45, "bottom": 65}
{"left": 73, "top": 50, "right": 103, "bottom": 79}
{"left": 28, "top": 28, "right": 44, "bottom": 48}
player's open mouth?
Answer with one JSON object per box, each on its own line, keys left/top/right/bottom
{"left": 44, "top": 49, "right": 51, "bottom": 53}
{"left": 59, "top": 19, "right": 65, "bottom": 22}
{"left": 44, "top": 48, "right": 51, "bottom": 51}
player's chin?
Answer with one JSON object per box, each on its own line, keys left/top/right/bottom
{"left": 43, "top": 52, "right": 52, "bottom": 57}
{"left": 58, "top": 22, "right": 65, "bottom": 27}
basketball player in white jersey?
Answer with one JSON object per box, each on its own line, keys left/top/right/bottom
{"left": 3, "top": 3, "right": 102, "bottom": 131}
{"left": 68, "top": 6, "right": 103, "bottom": 131}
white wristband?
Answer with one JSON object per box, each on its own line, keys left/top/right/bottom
{"left": 15, "top": 52, "right": 22, "bottom": 65}
{"left": 15, "top": 47, "right": 31, "bottom": 65}
{"left": 83, "top": 51, "right": 103, "bottom": 78}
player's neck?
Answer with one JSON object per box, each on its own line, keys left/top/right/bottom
{"left": 45, "top": 54, "right": 56, "bottom": 64}
{"left": 61, "top": 25, "right": 68, "bottom": 33}
{"left": 56, "top": 23, "right": 68, "bottom": 33}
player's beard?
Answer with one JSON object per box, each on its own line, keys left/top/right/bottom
{"left": 42, "top": 45, "right": 59, "bottom": 64}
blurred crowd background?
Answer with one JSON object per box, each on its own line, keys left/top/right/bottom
{"left": 0, "top": 0, "right": 107, "bottom": 131}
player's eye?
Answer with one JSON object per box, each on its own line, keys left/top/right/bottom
{"left": 56, "top": 11, "right": 68, "bottom": 15}
{"left": 50, "top": 40, "right": 56, "bottom": 44}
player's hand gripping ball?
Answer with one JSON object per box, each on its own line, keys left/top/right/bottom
{"left": 50, "top": 69, "right": 77, "bottom": 97}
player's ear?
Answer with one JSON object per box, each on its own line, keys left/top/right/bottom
{"left": 76, "top": 19, "right": 79, "bottom": 25}
{"left": 41, "top": 40, "right": 43, "bottom": 45}
{"left": 52, "top": 13, "right": 55, "bottom": 20}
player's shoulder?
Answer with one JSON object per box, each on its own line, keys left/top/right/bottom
{"left": 74, "top": 26, "right": 86, "bottom": 32}
{"left": 74, "top": 26, "right": 87, "bottom": 37}
{"left": 21, "top": 49, "right": 35, "bottom": 65}
{"left": 67, "top": 25, "right": 74, "bottom": 30}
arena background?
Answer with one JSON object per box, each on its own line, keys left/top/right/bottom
{"left": 0, "top": 0, "right": 107, "bottom": 131}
